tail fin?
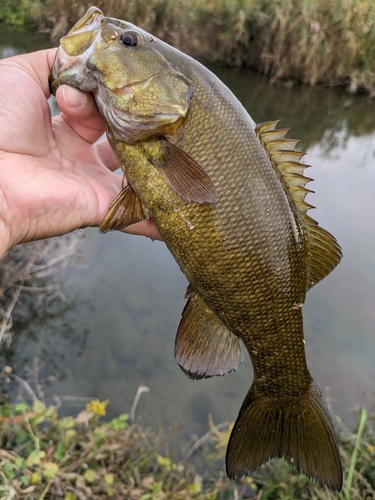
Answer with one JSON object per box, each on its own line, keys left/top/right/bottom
{"left": 226, "top": 380, "right": 342, "bottom": 491}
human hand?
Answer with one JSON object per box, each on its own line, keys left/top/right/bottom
{"left": 0, "top": 48, "right": 161, "bottom": 258}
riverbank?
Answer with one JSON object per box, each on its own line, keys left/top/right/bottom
{"left": 0, "top": 382, "right": 374, "bottom": 499}
{"left": 1, "top": 0, "right": 375, "bottom": 95}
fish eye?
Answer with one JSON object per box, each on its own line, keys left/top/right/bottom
{"left": 120, "top": 31, "right": 139, "bottom": 47}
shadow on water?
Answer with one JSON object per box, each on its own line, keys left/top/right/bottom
{"left": 1, "top": 27, "right": 375, "bottom": 440}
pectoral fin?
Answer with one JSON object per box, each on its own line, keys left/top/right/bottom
{"left": 99, "top": 184, "right": 148, "bottom": 233}
{"left": 175, "top": 290, "right": 243, "bottom": 379}
{"left": 152, "top": 139, "right": 217, "bottom": 204}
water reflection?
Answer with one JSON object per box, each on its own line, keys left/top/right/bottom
{"left": 213, "top": 65, "right": 375, "bottom": 150}
{"left": 304, "top": 131, "right": 375, "bottom": 417}
{"left": 1, "top": 28, "right": 375, "bottom": 437}
{"left": 0, "top": 25, "right": 52, "bottom": 59}
{"left": 0, "top": 236, "right": 89, "bottom": 399}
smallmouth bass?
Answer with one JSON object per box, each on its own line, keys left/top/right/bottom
{"left": 50, "top": 7, "right": 343, "bottom": 490}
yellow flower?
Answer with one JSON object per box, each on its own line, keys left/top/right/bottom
{"left": 85, "top": 399, "right": 109, "bottom": 416}
{"left": 64, "top": 492, "right": 77, "bottom": 500}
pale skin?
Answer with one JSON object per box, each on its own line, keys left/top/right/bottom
{"left": 0, "top": 48, "right": 161, "bottom": 259}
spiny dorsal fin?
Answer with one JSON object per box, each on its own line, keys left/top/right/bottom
{"left": 255, "top": 120, "right": 313, "bottom": 215}
{"left": 261, "top": 128, "right": 290, "bottom": 143}
{"left": 266, "top": 139, "right": 300, "bottom": 152}
{"left": 255, "top": 120, "right": 280, "bottom": 134}
{"left": 175, "top": 290, "right": 244, "bottom": 379}
{"left": 255, "top": 120, "right": 342, "bottom": 286}
{"left": 303, "top": 214, "right": 342, "bottom": 290}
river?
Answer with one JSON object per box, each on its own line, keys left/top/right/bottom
{"left": 1, "top": 24, "right": 375, "bottom": 440}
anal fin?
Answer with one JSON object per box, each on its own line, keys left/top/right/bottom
{"left": 99, "top": 184, "right": 148, "bottom": 233}
{"left": 175, "top": 290, "right": 243, "bottom": 379}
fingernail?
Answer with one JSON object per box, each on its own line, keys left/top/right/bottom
{"left": 61, "top": 85, "right": 86, "bottom": 108}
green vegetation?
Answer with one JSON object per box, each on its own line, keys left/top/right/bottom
{"left": 0, "top": 392, "right": 245, "bottom": 499}
{"left": 2, "top": 0, "right": 375, "bottom": 94}
{"left": 0, "top": 0, "right": 39, "bottom": 28}
{"left": 1, "top": 375, "right": 375, "bottom": 500}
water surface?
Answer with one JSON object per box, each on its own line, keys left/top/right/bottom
{"left": 1, "top": 26, "right": 375, "bottom": 440}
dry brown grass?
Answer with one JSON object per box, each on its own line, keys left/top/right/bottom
{"left": 3, "top": 0, "right": 375, "bottom": 93}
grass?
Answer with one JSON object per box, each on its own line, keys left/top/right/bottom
{"left": 1, "top": 0, "right": 375, "bottom": 94}
{"left": 0, "top": 387, "right": 244, "bottom": 499}
{"left": 253, "top": 407, "right": 375, "bottom": 499}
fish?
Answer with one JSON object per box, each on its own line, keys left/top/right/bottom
{"left": 50, "top": 7, "right": 343, "bottom": 490}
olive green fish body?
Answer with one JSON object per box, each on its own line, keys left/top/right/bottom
{"left": 111, "top": 60, "right": 310, "bottom": 393}
{"left": 50, "top": 8, "right": 343, "bottom": 490}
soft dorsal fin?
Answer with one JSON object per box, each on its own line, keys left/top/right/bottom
{"left": 99, "top": 184, "right": 148, "bottom": 233}
{"left": 255, "top": 120, "right": 342, "bottom": 287}
{"left": 175, "top": 289, "right": 243, "bottom": 379}
{"left": 302, "top": 214, "right": 342, "bottom": 289}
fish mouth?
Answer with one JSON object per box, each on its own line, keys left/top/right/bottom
{"left": 49, "top": 71, "right": 96, "bottom": 95}
{"left": 49, "top": 9, "right": 152, "bottom": 96}
{"left": 49, "top": 53, "right": 100, "bottom": 95}
{"left": 49, "top": 6, "right": 105, "bottom": 95}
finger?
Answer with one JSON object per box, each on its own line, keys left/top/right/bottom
{"left": 55, "top": 85, "right": 106, "bottom": 144}
{"left": 123, "top": 219, "right": 163, "bottom": 241}
{"left": 95, "top": 139, "right": 121, "bottom": 172}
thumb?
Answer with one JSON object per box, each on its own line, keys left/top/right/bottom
{"left": 56, "top": 85, "right": 106, "bottom": 143}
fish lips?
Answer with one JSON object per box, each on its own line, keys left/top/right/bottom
{"left": 49, "top": 38, "right": 103, "bottom": 95}
{"left": 49, "top": 59, "right": 99, "bottom": 95}
{"left": 49, "top": 6, "right": 105, "bottom": 95}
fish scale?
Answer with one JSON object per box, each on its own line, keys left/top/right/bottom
{"left": 50, "top": 7, "right": 343, "bottom": 490}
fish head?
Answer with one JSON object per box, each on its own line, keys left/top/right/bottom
{"left": 50, "top": 7, "right": 194, "bottom": 142}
